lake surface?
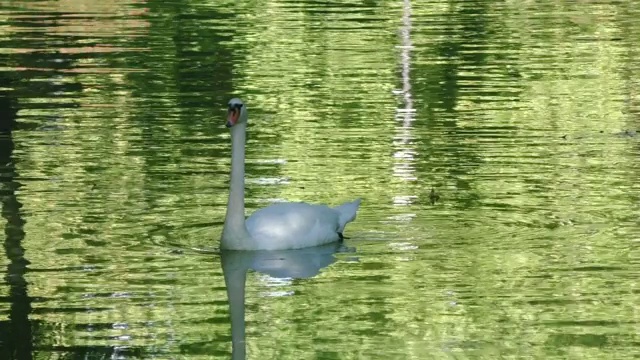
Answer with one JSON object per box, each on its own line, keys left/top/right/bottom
{"left": 1, "top": 0, "right": 639, "bottom": 359}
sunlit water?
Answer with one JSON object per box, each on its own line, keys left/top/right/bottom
{"left": 1, "top": 0, "right": 639, "bottom": 359}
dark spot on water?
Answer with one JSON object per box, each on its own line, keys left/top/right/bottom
{"left": 429, "top": 187, "right": 440, "bottom": 205}
{"left": 85, "top": 239, "right": 107, "bottom": 247}
{"left": 544, "top": 320, "right": 630, "bottom": 327}
{"left": 545, "top": 333, "right": 608, "bottom": 348}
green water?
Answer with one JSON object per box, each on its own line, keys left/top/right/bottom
{"left": 1, "top": 0, "right": 639, "bottom": 359}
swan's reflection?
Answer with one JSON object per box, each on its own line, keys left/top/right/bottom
{"left": 220, "top": 242, "right": 352, "bottom": 359}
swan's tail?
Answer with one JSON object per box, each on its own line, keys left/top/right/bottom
{"left": 334, "top": 198, "right": 362, "bottom": 232}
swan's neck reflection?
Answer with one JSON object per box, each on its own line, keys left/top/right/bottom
{"left": 220, "top": 242, "right": 352, "bottom": 359}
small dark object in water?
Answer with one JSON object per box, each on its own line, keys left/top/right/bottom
{"left": 561, "top": 134, "right": 567, "bottom": 139}
{"left": 429, "top": 188, "right": 440, "bottom": 205}
{"left": 615, "top": 129, "right": 637, "bottom": 137}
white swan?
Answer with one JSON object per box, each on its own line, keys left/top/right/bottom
{"left": 221, "top": 98, "right": 361, "bottom": 251}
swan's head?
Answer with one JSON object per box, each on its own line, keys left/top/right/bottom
{"left": 226, "top": 98, "right": 247, "bottom": 128}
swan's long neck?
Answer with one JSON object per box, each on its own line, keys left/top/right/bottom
{"left": 222, "top": 122, "right": 252, "bottom": 249}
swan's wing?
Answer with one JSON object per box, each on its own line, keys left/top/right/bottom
{"left": 245, "top": 202, "right": 341, "bottom": 250}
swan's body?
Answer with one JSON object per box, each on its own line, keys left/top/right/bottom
{"left": 221, "top": 98, "right": 361, "bottom": 251}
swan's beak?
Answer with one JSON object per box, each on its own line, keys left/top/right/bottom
{"left": 226, "top": 107, "right": 239, "bottom": 128}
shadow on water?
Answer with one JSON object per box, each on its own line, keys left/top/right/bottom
{"left": 220, "top": 242, "right": 353, "bottom": 360}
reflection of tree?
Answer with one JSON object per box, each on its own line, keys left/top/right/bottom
{"left": 0, "top": 6, "right": 149, "bottom": 358}
{"left": 618, "top": 2, "right": 640, "bottom": 215}
{"left": 95, "top": 2, "right": 246, "bottom": 256}
{"left": 4, "top": 0, "right": 242, "bottom": 353}
{"left": 411, "top": 0, "right": 524, "bottom": 208}
{"left": 0, "top": 0, "right": 638, "bottom": 358}
{"left": 123, "top": 1, "right": 239, "bottom": 206}
{"left": 0, "top": 77, "right": 32, "bottom": 360}
{"left": 111, "top": 2, "right": 243, "bottom": 355}
{"left": 391, "top": 0, "right": 417, "bottom": 211}
{"left": 619, "top": 2, "right": 640, "bottom": 128}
